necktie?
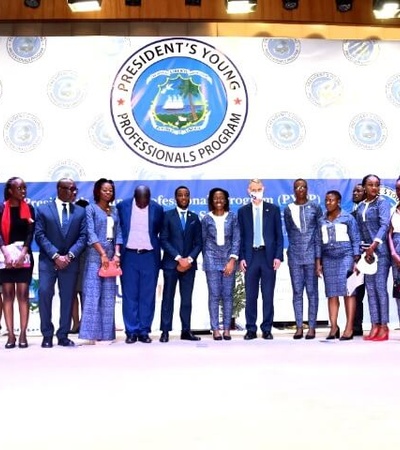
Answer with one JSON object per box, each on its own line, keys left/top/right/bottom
{"left": 61, "top": 203, "right": 69, "bottom": 234}
{"left": 180, "top": 211, "right": 186, "bottom": 230}
{"left": 254, "top": 207, "right": 262, "bottom": 247}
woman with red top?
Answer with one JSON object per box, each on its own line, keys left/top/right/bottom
{"left": 0, "top": 177, "right": 35, "bottom": 349}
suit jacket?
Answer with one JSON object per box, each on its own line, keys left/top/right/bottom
{"left": 160, "top": 208, "right": 202, "bottom": 270}
{"left": 116, "top": 198, "right": 164, "bottom": 265}
{"left": 238, "top": 201, "right": 284, "bottom": 266}
{"left": 35, "top": 200, "right": 87, "bottom": 271}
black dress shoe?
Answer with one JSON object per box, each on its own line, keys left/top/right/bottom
{"left": 58, "top": 337, "right": 75, "bottom": 347}
{"left": 138, "top": 334, "right": 152, "bottom": 343}
{"left": 160, "top": 331, "right": 169, "bottom": 343}
{"left": 262, "top": 331, "right": 273, "bottom": 340}
{"left": 125, "top": 334, "right": 138, "bottom": 344}
{"left": 353, "top": 328, "right": 363, "bottom": 337}
{"left": 244, "top": 331, "right": 257, "bottom": 340}
{"left": 181, "top": 330, "right": 201, "bottom": 341}
{"left": 41, "top": 337, "right": 53, "bottom": 348}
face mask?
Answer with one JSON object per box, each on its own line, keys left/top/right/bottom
{"left": 250, "top": 191, "right": 263, "bottom": 201}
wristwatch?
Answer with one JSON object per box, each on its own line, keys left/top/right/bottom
{"left": 68, "top": 252, "right": 75, "bottom": 260}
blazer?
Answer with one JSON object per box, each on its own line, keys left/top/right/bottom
{"left": 35, "top": 200, "right": 87, "bottom": 271}
{"left": 160, "top": 208, "right": 202, "bottom": 270}
{"left": 238, "top": 201, "right": 284, "bottom": 266}
{"left": 117, "top": 198, "right": 164, "bottom": 265}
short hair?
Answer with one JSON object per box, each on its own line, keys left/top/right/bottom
{"left": 75, "top": 198, "right": 89, "bottom": 208}
{"left": 293, "top": 178, "right": 307, "bottom": 188}
{"left": 93, "top": 178, "right": 115, "bottom": 203}
{"left": 248, "top": 178, "right": 263, "bottom": 187}
{"left": 4, "top": 177, "right": 21, "bottom": 201}
{"left": 174, "top": 185, "right": 190, "bottom": 197}
{"left": 326, "top": 190, "right": 342, "bottom": 202}
{"left": 207, "top": 187, "right": 230, "bottom": 212}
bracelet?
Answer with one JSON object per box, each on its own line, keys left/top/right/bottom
{"left": 115, "top": 252, "right": 121, "bottom": 257}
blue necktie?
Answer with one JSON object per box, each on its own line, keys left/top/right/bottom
{"left": 180, "top": 211, "right": 186, "bottom": 230}
{"left": 62, "top": 203, "right": 69, "bottom": 235}
{"left": 254, "top": 207, "right": 262, "bottom": 247}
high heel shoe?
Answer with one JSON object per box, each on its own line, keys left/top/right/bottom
{"left": 293, "top": 327, "right": 303, "bottom": 340}
{"left": 364, "top": 325, "right": 380, "bottom": 341}
{"left": 18, "top": 340, "right": 28, "bottom": 348}
{"left": 213, "top": 331, "right": 222, "bottom": 341}
{"left": 5, "top": 338, "right": 16, "bottom": 349}
{"left": 326, "top": 326, "right": 340, "bottom": 340}
{"left": 372, "top": 325, "right": 389, "bottom": 341}
{"left": 305, "top": 328, "right": 316, "bottom": 340}
{"left": 339, "top": 333, "right": 353, "bottom": 341}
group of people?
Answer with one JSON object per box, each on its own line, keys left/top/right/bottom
{"left": 0, "top": 174, "right": 399, "bottom": 348}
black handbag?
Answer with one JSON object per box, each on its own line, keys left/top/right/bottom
{"left": 393, "top": 277, "right": 400, "bottom": 299}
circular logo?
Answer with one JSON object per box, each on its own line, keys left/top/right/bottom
{"left": 47, "top": 70, "right": 87, "bottom": 109}
{"left": 262, "top": 38, "right": 301, "bottom": 64}
{"left": 380, "top": 185, "right": 398, "bottom": 208}
{"left": 305, "top": 72, "right": 343, "bottom": 107}
{"left": 342, "top": 40, "right": 380, "bottom": 66}
{"left": 3, "top": 113, "right": 43, "bottom": 153}
{"left": 6, "top": 37, "right": 46, "bottom": 64}
{"left": 313, "top": 159, "right": 347, "bottom": 179}
{"left": 89, "top": 114, "right": 116, "bottom": 151}
{"left": 102, "top": 37, "right": 131, "bottom": 57}
{"left": 349, "top": 113, "right": 387, "bottom": 149}
{"left": 386, "top": 74, "right": 400, "bottom": 107}
{"left": 111, "top": 38, "right": 248, "bottom": 168}
{"left": 48, "top": 159, "right": 85, "bottom": 181}
{"left": 266, "top": 111, "right": 305, "bottom": 150}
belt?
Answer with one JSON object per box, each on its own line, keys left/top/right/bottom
{"left": 127, "top": 248, "right": 153, "bottom": 254}
{"left": 253, "top": 246, "right": 265, "bottom": 251}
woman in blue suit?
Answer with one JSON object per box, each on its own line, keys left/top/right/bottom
{"left": 201, "top": 188, "right": 240, "bottom": 341}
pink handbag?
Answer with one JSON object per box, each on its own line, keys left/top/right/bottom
{"left": 98, "top": 260, "right": 122, "bottom": 278}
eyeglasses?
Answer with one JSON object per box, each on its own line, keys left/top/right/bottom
{"left": 294, "top": 186, "right": 307, "bottom": 191}
{"left": 59, "top": 186, "right": 78, "bottom": 193}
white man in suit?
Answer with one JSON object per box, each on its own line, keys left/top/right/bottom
{"left": 35, "top": 178, "right": 87, "bottom": 348}
{"left": 159, "top": 186, "right": 202, "bottom": 343}
{"left": 238, "top": 178, "right": 284, "bottom": 340}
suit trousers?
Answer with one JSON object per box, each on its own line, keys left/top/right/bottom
{"left": 39, "top": 267, "right": 78, "bottom": 340}
{"left": 121, "top": 250, "right": 159, "bottom": 336}
{"left": 160, "top": 268, "right": 196, "bottom": 332}
{"left": 244, "top": 250, "right": 276, "bottom": 333}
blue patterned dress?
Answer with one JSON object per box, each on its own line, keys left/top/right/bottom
{"left": 79, "top": 204, "right": 123, "bottom": 341}
{"left": 316, "top": 211, "right": 360, "bottom": 298}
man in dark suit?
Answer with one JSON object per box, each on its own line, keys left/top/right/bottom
{"left": 238, "top": 178, "right": 284, "bottom": 340}
{"left": 159, "top": 186, "right": 202, "bottom": 343}
{"left": 35, "top": 178, "right": 87, "bottom": 348}
{"left": 117, "top": 185, "right": 164, "bottom": 344}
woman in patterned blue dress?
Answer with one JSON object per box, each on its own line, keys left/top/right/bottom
{"left": 388, "top": 176, "right": 400, "bottom": 327}
{"left": 316, "top": 190, "right": 361, "bottom": 340}
{"left": 79, "top": 179, "right": 122, "bottom": 344}
{"left": 356, "top": 174, "right": 391, "bottom": 341}
{"left": 202, "top": 188, "right": 240, "bottom": 340}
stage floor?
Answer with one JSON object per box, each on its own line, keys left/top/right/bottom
{"left": 2, "top": 328, "right": 400, "bottom": 450}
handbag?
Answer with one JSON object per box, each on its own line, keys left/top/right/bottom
{"left": 0, "top": 242, "right": 31, "bottom": 269}
{"left": 393, "top": 277, "right": 400, "bottom": 299}
{"left": 98, "top": 260, "right": 122, "bottom": 278}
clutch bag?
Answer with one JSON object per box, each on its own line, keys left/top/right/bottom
{"left": 98, "top": 260, "right": 122, "bottom": 278}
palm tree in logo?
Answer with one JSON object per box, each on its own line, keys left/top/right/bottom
{"left": 178, "top": 78, "right": 201, "bottom": 122}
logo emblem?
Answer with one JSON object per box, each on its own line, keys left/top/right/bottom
{"left": 342, "top": 40, "right": 380, "bottom": 66}
{"left": 111, "top": 38, "right": 248, "bottom": 168}
{"left": 262, "top": 38, "right": 301, "bottom": 64}
{"left": 89, "top": 114, "right": 116, "bottom": 151}
{"left": 48, "top": 159, "right": 85, "bottom": 181}
{"left": 47, "top": 70, "right": 87, "bottom": 109}
{"left": 266, "top": 111, "right": 305, "bottom": 150}
{"left": 305, "top": 72, "right": 343, "bottom": 107}
{"left": 386, "top": 74, "right": 400, "bottom": 107}
{"left": 3, "top": 113, "right": 43, "bottom": 153}
{"left": 7, "top": 37, "right": 46, "bottom": 64}
{"left": 349, "top": 113, "right": 387, "bottom": 149}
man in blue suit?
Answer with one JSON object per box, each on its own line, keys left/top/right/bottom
{"left": 159, "top": 186, "right": 202, "bottom": 343}
{"left": 117, "top": 185, "right": 164, "bottom": 344}
{"left": 35, "top": 178, "right": 87, "bottom": 348}
{"left": 238, "top": 178, "right": 284, "bottom": 340}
